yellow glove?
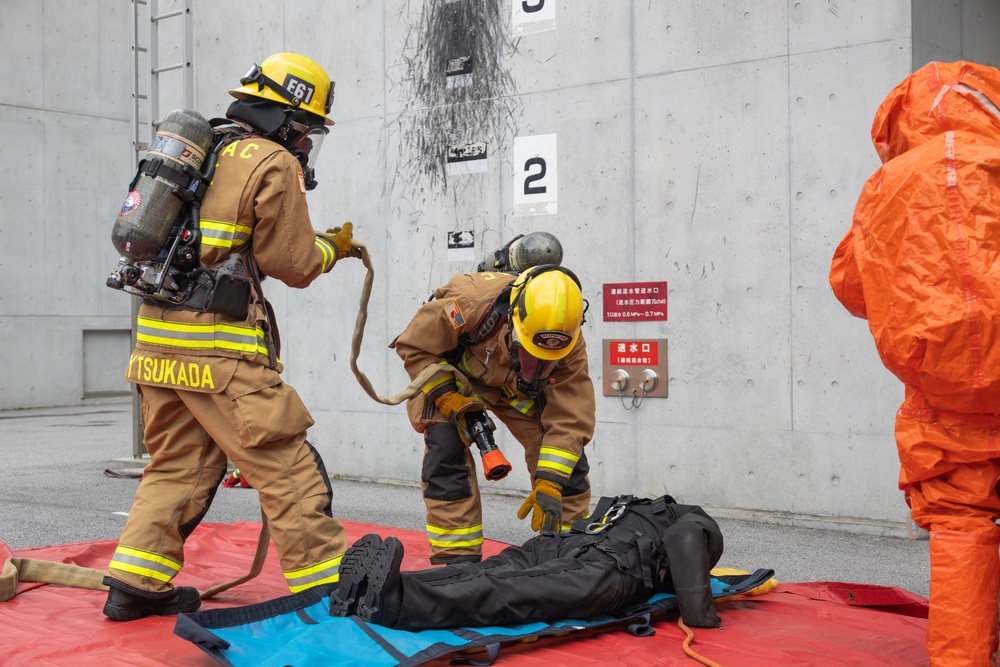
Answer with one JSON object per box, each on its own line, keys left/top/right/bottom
{"left": 318, "top": 222, "right": 362, "bottom": 261}
{"left": 434, "top": 390, "right": 484, "bottom": 420}
{"left": 434, "top": 390, "right": 486, "bottom": 445}
{"left": 517, "top": 478, "right": 563, "bottom": 534}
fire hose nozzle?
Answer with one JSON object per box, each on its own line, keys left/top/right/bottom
{"left": 466, "top": 410, "right": 512, "bottom": 481}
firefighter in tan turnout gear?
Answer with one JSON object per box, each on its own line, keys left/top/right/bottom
{"left": 392, "top": 263, "right": 596, "bottom": 564}
{"left": 102, "top": 52, "right": 358, "bottom": 621}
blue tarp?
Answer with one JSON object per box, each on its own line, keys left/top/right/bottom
{"left": 175, "top": 569, "right": 774, "bottom": 667}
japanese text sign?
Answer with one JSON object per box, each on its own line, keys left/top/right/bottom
{"left": 603, "top": 281, "right": 667, "bottom": 321}
{"left": 608, "top": 340, "right": 659, "bottom": 366}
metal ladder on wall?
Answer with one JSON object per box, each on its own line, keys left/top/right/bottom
{"left": 126, "top": 0, "right": 195, "bottom": 459}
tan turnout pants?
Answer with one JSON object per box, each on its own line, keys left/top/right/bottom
{"left": 108, "top": 362, "right": 347, "bottom": 593}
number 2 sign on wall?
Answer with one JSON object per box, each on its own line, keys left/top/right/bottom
{"left": 513, "top": 134, "right": 558, "bottom": 216}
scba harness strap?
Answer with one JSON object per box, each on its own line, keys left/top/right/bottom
{"left": 552, "top": 494, "right": 677, "bottom": 591}
{"left": 458, "top": 282, "right": 515, "bottom": 347}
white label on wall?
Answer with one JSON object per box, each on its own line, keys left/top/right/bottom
{"left": 513, "top": 134, "right": 557, "bottom": 216}
{"left": 448, "top": 230, "right": 476, "bottom": 262}
{"left": 446, "top": 142, "right": 488, "bottom": 175}
{"left": 512, "top": 0, "right": 555, "bottom": 36}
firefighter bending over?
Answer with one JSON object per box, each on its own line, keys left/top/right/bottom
{"left": 391, "top": 263, "right": 596, "bottom": 564}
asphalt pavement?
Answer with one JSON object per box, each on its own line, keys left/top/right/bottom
{"left": 0, "top": 402, "right": 931, "bottom": 598}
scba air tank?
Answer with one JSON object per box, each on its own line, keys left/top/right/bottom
{"left": 111, "top": 109, "right": 213, "bottom": 262}
{"left": 507, "top": 231, "right": 563, "bottom": 271}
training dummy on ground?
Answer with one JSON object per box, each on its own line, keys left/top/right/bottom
{"left": 330, "top": 494, "right": 724, "bottom": 630}
{"left": 391, "top": 233, "right": 597, "bottom": 565}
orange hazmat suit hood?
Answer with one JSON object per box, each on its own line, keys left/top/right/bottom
{"left": 871, "top": 60, "right": 1000, "bottom": 163}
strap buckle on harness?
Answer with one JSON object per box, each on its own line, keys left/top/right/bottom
{"left": 584, "top": 497, "right": 632, "bottom": 534}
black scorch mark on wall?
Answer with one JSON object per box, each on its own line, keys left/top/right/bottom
{"left": 394, "top": 0, "right": 521, "bottom": 195}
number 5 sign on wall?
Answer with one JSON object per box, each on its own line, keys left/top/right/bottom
{"left": 512, "top": 0, "right": 555, "bottom": 36}
{"left": 513, "top": 134, "right": 558, "bottom": 216}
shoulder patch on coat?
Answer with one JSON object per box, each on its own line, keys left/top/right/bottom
{"left": 442, "top": 300, "right": 466, "bottom": 328}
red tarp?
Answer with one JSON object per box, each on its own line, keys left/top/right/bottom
{"left": 0, "top": 521, "right": 929, "bottom": 667}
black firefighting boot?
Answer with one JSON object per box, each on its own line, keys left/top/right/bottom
{"left": 329, "top": 533, "right": 404, "bottom": 627}
{"left": 102, "top": 576, "right": 201, "bottom": 621}
{"left": 330, "top": 533, "right": 382, "bottom": 617}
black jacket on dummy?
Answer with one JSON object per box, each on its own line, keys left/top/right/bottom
{"left": 392, "top": 495, "right": 724, "bottom": 630}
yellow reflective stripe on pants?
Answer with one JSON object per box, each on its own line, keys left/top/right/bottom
{"left": 537, "top": 445, "right": 580, "bottom": 476}
{"left": 107, "top": 545, "right": 181, "bottom": 584}
{"left": 426, "top": 523, "right": 484, "bottom": 549}
{"left": 284, "top": 554, "right": 343, "bottom": 593}
{"left": 137, "top": 316, "right": 269, "bottom": 355}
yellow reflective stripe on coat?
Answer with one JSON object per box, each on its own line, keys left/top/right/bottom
{"left": 284, "top": 554, "right": 343, "bottom": 593}
{"left": 314, "top": 237, "right": 336, "bottom": 273}
{"left": 426, "top": 523, "right": 484, "bottom": 549}
{"left": 505, "top": 395, "right": 534, "bottom": 414}
{"left": 200, "top": 219, "right": 252, "bottom": 251}
{"left": 136, "top": 316, "right": 269, "bottom": 355}
{"left": 107, "top": 545, "right": 182, "bottom": 583}
{"left": 421, "top": 368, "right": 453, "bottom": 395}
{"left": 537, "top": 446, "right": 580, "bottom": 476}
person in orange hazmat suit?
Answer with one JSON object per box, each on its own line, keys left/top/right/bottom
{"left": 830, "top": 60, "right": 1000, "bottom": 666}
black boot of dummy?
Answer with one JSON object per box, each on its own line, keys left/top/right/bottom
{"left": 663, "top": 523, "right": 722, "bottom": 628}
{"left": 357, "top": 536, "right": 405, "bottom": 627}
{"left": 102, "top": 576, "right": 201, "bottom": 621}
{"left": 330, "top": 534, "right": 382, "bottom": 617}
{"left": 330, "top": 534, "right": 404, "bottom": 627}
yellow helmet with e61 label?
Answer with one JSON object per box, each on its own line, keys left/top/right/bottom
{"left": 229, "top": 52, "right": 335, "bottom": 126}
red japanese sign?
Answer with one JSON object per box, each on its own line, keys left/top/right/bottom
{"left": 603, "top": 281, "right": 667, "bottom": 321}
{"left": 608, "top": 340, "right": 659, "bottom": 366}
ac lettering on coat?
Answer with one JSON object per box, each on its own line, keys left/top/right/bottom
{"left": 127, "top": 353, "right": 216, "bottom": 389}
{"left": 219, "top": 142, "right": 259, "bottom": 160}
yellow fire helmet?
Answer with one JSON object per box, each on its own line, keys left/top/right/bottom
{"left": 229, "top": 52, "right": 335, "bottom": 126}
{"left": 509, "top": 266, "right": 585, "bottom": 361}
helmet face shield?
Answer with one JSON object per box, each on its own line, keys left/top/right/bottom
{"left": 287, "top": 123, "right": 328, "bottom": 190}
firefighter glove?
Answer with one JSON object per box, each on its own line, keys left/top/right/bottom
{"left": 517, "top": 478, "right": 563, "bottom": 534}
{"left": 319, "top": 222, "right": 362, "bottom": 261}
{"left": 434, "top": 390, "right": 486, "bottom": 445}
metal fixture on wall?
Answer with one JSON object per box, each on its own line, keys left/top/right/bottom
{"left": 602, "top": 339, "right": 668, "bottom": 410}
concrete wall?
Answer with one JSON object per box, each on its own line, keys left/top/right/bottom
{"left": 3, "top": 1, "right": 998, "bottom": 532}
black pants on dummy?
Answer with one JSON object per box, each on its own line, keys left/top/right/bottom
{"left": 394, "top": 508, "right": 723, "bottom": 630}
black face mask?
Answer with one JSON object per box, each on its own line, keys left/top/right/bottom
{"left": 509, "top": 338, "right": 558, "bottom": 398}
